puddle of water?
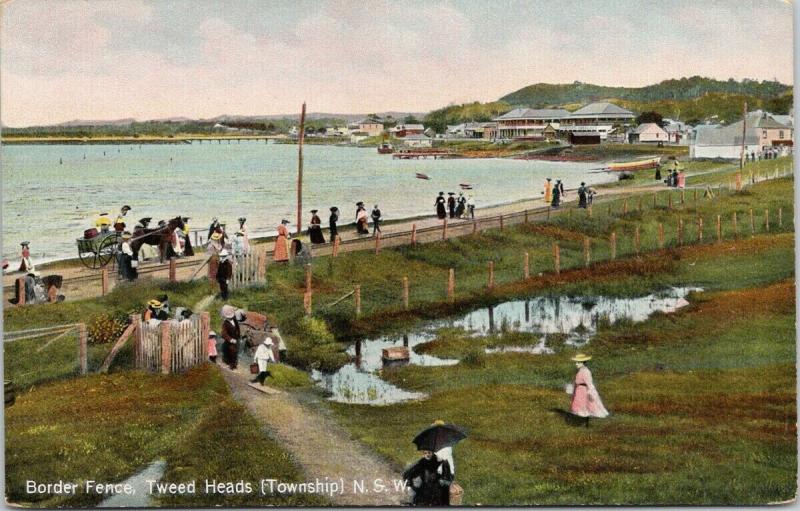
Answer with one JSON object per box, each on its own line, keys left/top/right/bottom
{"left": 313, "top": 287, "right": 701, "bottom": 406}
{"left": 99, "top": 459, "right": 166, "bottom": 507}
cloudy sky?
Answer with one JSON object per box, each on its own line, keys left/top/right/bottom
{"left": 1, "top": 0, "right": 793, "bottom": 127}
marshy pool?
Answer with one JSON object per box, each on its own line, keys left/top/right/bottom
{"left": 312, "top": 287, "right": 702, "bottom": 406}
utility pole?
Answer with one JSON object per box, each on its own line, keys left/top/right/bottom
{"left": 296, "top": 102, "right": 306, "bottom": 236}
{"left": 739, "top": 101, "right": 748, "bottom": 170}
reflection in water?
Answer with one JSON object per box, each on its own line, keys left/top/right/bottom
{"left": 312, "top": 287, "right": 701, "bottom": 406}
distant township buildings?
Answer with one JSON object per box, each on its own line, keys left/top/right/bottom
{"left": 492, "top": 102, "right": 635, "bottom": 142}
{"left": 689, "top": 111, "right": 793, "bottom": 159}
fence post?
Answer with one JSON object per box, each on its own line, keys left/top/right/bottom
{"left": 779, "top": 207, "right": 783, "bottom": 228}
{"left": 623, "top": 199, "right": 628, "bottom": 214}
{"left": 634, "top": 226, "right": 640, "bottom": 255}
{"left": 735, "top": 172, "right": 742, "bottom": 191}
{"left": 78, "top": 323, "right": 88, "bottom": 375}
{"left": 332, "top": 235, "right": 340, "bottom": 257}
{"left": 583, "top": 237, "right": 590, "bottom": 267}
{"left": 201, "top": 312, "right": 210, "bottom": 359}
{"left": 733, "top": 212, "right": 739, "bottom": 238}
{"left": 765, "top": 209, "right": 770, "bottom": 232}
{"left": 678, "top": 218, "right": 684, "bottom": 246}
{"left": 749, "top": 208, "right": 755, "bottom": 237}
{"left": 101, "top": 268, "right": 109, "bottom": 296}
{"left": 402, "top": 276, "right": 409, "bottom": 310}
{"left": 304, "top": 291, "right": 312, "bottom": 316}
{"left": 194, "top": 230, "right": 199, "bottom": 247}
{"left": 375, "top": 231, "right": 381, "bottom": 254}
{"left": 472, "top": 220, "right": 477, "bottom": 234}
{"left": 697, "top": 217, "right": 703, "bottom": 242}
{"left": 354, "top": 285, "right": 361, "bottom": 317}
{"left": 658, "top": 223, "right": 664, "bottom": 249}
{"left": 160, "top": 321, "right": 171, "bottom": 375}
{"left": 169, "top": 257, "right": 177, "bottom": 282}
{"left": 305, "top": 264, "right": 312, "bottom": 294}
{"left": 547, "top": 207, "right": 551, "bottom": 220}
{"left": 680, "top": 190, "right": 685, "bottom": 205}
{"left": 610, "top": 231, "right": 617, "bottom": 260}
{"left": 553, "top": 243, "right": 560, "bottom": 274}
{"left": 499, "top": 215, "right": 504, "bottom": 230}
{"left": 411, "top": 224, "right": 417, "bottom": 246}
{"left": 447, "top": 269, "right": 455, "bottom": 303}
{"left": 668, "top": 194, "right": 673, "bottom": 210}
{"left": 258, "top": 252, "right": 267, "bottom": 282}
{"left": 524, "top": 210, "right": 529, "bottom": 223}
{"left": 442, "top": 219, "right": 448, "bottom": 240}
{"left": 487, "top": 261, "right": 495, "bottom": 290}
{"left": 15, "top": 278, "right": 25, "bottom": 306}
{"left": 716, "top": 215, "right": 722, "bottom": 243}
{"left": 523, "top": 251, "right": 530, "bottom": 280}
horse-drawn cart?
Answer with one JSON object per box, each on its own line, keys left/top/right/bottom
{"left": 76, "top": 231, "right": 120, "bottom": 269}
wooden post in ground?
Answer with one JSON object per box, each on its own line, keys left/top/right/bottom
{"left": 765, "top": 209, "right": 770, "bottom": 232}
{"left": 678, "top": 218, "right": 684, "bottom": 246}
{"left": 697, "top": 217, "right": 704, "bottom": 242}
{"left": 499, "top": 215, "right": 504, "bottom": 230}
{"left": 15, "top": 278, "right": 25, "bottom": 306}
{"left": 583, "top": 237, "right": 590, "bottom": 267}
{"left": 610, "top": 231, "right": 617, "bottom": 260}
{"left": 553, "top": 243, "right": 560, "bottom": 274}
{"left": 524, "top": 210, "right": 529, "bottom": 223}
{"left": 332, "top": 235, "right": 341, "bottom": 257}
{"left": 402, "top": 277, "right": 409, "bottom": 310}
{"left": 442, "top": 219, "right": 448, "bottom": 240}
{"left": 547, "top": 206, "right": 551, "bottom": 220}
{"left": 258, "top": 252, "right": 267, "bottom": 282}
{"left": 623, "top": 199, "right": 628, "bottom": 214}
{"left": 587, "top": 205, "right": 592, "bottom": 218}
{"left": 101, "top": 268, "right": 109, "bottom": 296}
{"left": 303, "top": 291, "right": 312, "bottom": 316}
{"left": 668, "top": 194, "right": 673, "bottom": 210}
{"left": 78, "top": 323, "right": 88, "bottom": 375}
{"left": 472, "top": 220, "right": 477, "bottom": 234}
{"left": 735, "top": 172, "right": 742, "bottom": 191}
{"left": 169, "top": 257, "right": 177, "bottom": 282}
{"left": 487, "top": 261, "right": 495, "bottom": 290}
{"left": 375, "top": 231, "right": 381, "bottom": 254}
{"left": 634, "top": 226, "right": 640, "bottom": 255}
{"left": 354, "top": 285, "right": 361, "bottom": 317}
{"left": 200, "top": 312, "right": 210, "bottom": 359}
{"left": 658, "top": 223, "right": 664, "bottom": 249}
{"left": 733, "top": 212, "right": 739, "bottom": 238}
{"left": 680, "top": 190, "right": 685, "bottom": 205}
{"left": 411, "top": 224, "right": 417, "bottom": 246}
{"left": 693, "top": 188, "right": 698, "bottom": 208}
{"left": 447, "top": 269, "right": 455, "bottom": 303}
{"left": 523, "top": 251, "right": 530, "bottom": 280}
{"left": 305, "top": 264, "right": 312, "bottom": 294}
{"left": 749, "top": 208, "right": 755, "bottom": 237}
{"left": 778, "top": 208, "right": 783, "bottom": 228}
{"left": 638, "top": 197, "right": 643, "bottom": 212}
{"left": 160, "top": 321, "right": 171, "bottom": 375}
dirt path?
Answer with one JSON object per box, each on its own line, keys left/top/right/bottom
{"left": 220, "top": 367, "right": 408, "bottom": 506}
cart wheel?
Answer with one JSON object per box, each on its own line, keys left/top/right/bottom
{"left": 78, "top": 249, "right": 96, "bottom": 269}
{"left": 96, "top": 236, "right": 117, "bottom": 268}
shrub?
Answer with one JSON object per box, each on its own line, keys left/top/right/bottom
{"left": 86, "top": 314, "right": 127, "bottom": 345}
{"left": 285, "top": 317, "right": 348, "bottom": 372}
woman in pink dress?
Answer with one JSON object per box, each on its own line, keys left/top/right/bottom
{"left": 273, "top": 219, "right": 290, "bottom": 262}
{"left": 569, "top": 353, "right": 609, "bottom": 427}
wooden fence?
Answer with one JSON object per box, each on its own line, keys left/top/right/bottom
{"left": 231, "top": 252, "right": 266, "bottom": 289}
{"left": 134, "top": 312, "right": 210, "bottom": 374}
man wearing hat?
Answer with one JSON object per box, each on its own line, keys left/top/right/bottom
{"left": 355, "top": 202, "right": 369, "bottom": 235}
{"left": 216, "top": 249, "right": 233, "bottom": 300}
{"left": 370, "top": 204, "right": 382, "bottom": 236}
{"left": 435, "top": 192, "right": 446, "bottom": 219}
{"left": 220, "top": 305, "right": 240, "bottom": 370}
{"left": 273, "top": 219, "right": 290, "bottom": 262}
{"left": 114, "top": 205, "right": 131, "bottom": 232}
{"left": 447, "top": 192, "right": 456, "bottom": 219}
{"left": 568, "top": 353, "right": 609, "bottom": 427}
{"left": 308, "top": 209, "right": 325, "bottom": 244}
{"left": 251, "top": 337, "right": 276, "bottom": 385}
{"left": 119, "top": 231, "right": 138, "bottom": 281}
{"left": 329, "top": 207, "right": 340, "bottom": 241}
{"left": 18, "top": 241, "right": 33, "bottom": 273}
{"left": 95, "top": 212, "right": 112, "bottom": 233}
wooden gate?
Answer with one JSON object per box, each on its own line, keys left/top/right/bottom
{"left": 231, "top": 252, "right": 265, "bottom": 289}
{"left": 134, "top": 312, "right": 210, "bottom": 374}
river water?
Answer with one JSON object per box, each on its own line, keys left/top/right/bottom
{"left": 1, "top": 142, "right": 613, "bottom": 263}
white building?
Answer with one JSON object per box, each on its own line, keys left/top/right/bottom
{"left": 350, "top": 131, "right": 370, "bottom": 144}
{"left": 690, "top": 112, "right": 793, "bottom": 159}
{"left": 628, "top": 123, "right": 668, "bottom": 143}
{"left": 403, "top": 134, "right": 432, "bottom": 148}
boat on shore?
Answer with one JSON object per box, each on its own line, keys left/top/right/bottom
{"left": 607, "top": 156, "right": 661, "bottom": 172}
{"left": 377, "top": 142, "right": 394, "bottom": 154}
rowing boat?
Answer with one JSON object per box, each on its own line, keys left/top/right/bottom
{"left": 607, "top": 157, "right": 661, "bottom": 171}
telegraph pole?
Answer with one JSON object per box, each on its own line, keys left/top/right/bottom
{"left": 296, "top": 102, "right": 306, "bottom": 235}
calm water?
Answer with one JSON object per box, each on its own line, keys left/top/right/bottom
{"left": 1, "top": 142, "right": 613, "bottom": 263}
{"left": 312, "top": 287, "right": 701, "bottom": 406}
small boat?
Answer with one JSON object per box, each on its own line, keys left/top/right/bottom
{"left": 459, "top": 183, "right": 473, "bottom": 190}
{"left": 415, "top": 172, "right": 431, "bottom": 180}
{"left": 378, "top": 142, "right": 394, "bottom": 154}
{"left": 607, "top": 157, "right": 661, "bottom": 172}
{"left": 382, "top": 346, "right": 410, "bottom": 363}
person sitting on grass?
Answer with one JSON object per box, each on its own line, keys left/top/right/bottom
{"left": 251, "top": 338, "right": 275, "bottom": 385}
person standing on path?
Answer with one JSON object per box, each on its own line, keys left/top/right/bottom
{"left": 207, "top": 232, "right": 223, "bottom": 285}
{"left": 371, "top": 204, "right": 382, "bottom": 236}
{"left": 435, "top": 192, "right": 446, "bottom": 219}
{"left": 467, "top": 194, "right": 475, "bottom": 219}
{"left": 568, "top": 353, "right": 609, "bottom": 427}
{"left": 558, "top": 179, "right": 566, "bottom": 199}
{"left": 251, "top": 338, "right": 276, "bottom": 385}
{"left": 216, "top": 249, "right": 233, "bottom": 300}
{"left": 119, "top": 232, "right": 138, "bottom": 281}
{"left": 655, "top": 165, "right": 662, "bottom": 182}
{"left": 577, "top": 182, "right": 588, "bottom": 208}
{"left": 447, "top": 193, "right": 456, "bottom": 219}
{"left": 551, "top": 181, "right": 562, "bottom": 208}
{"left": 221, "top": 305, "right": 240, "bottom": 370}
{"left": 455, "top": 193, "right": 466, "bottom": 218}
{"left": 355, "top": 202, "right": 369, "bottom": 235}
{"left": 308, "top": 210, "right": 326, "bottom": 244}
{"left": 273, "top": 219, "right": 291, "bottom": 262}
{"left": 329, "top": 207, "right": 339, "bottom": 242}
{"left": 207, "top": 330, "right": 219, "bottom": 363}
{"left": 544, "top": 178, "right": 553, "bottom": 204}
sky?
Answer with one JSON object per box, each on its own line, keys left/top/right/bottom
{"left": 0, "top": 0, "right": 794, "bottom": 127}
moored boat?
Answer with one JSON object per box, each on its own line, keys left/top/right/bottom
{"left": 607, "top": 156, "right": 661, "bottom": 171}
{"left": 378, "top": 142, "right": 394, "bottom": 154}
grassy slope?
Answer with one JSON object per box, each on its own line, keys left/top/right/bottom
{"left": 4, "top": 365, "right": 324, "bottom": 507}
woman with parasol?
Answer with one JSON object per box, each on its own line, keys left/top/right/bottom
{"left": 403, "top": 420, "right": 466, "bottom": 506}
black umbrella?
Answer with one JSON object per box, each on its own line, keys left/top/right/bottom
{"left": 412, "top": 421, "right": 467, "bottom": 452}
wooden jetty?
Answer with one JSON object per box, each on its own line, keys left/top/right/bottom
{"left": 393, "top": 149, "right": 459, "bottom": 160}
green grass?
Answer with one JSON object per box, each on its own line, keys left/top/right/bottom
{"left": 4, "top": 365, "right": 323, "bottom": 507}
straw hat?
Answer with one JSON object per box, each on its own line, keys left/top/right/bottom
{"left": 122, "top": 231, "right": 132, "bottom": 240}
{"left": 221, "top": 304, "right": 236, "bottom": 319}
{"left": 263, "top": 338, "right": 273, "bottom": 346}
{"left": 571, "top": 353, "right": 592, "bottom": 362}
{"left": 148, "top": 299, "right": 162, "bottom": 308}
{"left": 210, "top": 232, "right": 222, "bottom": 241}
{"left": 208, "top": 330, "right": 217, "bottom": 338}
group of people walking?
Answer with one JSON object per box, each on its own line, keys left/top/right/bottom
{"left": 656, "top": 161, "right": 686, "bottom": 188}
{"left": 544, "top": 177, "right": 566, "bottom": 208}
{"left": 434, "top": 191, "right": 475, "bottom": 220}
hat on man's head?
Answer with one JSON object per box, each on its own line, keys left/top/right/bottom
{"left": 310, "top": 209, "right": 318, "bottom": 214}
{"left": 121, "top": 205, "right": 131, "bottom": 211}
{"left": 221, "top": 304, "right": 236, "bottom": 319}
{"left": 356, "top": 201, "right": 364, "bottom": 206}
{"left": 281, "top": 219, "right": 291, "bottom": 225}
{"left": 148, "top": 299, "right": 162, "bottom": 309}
{"left": 20, "top": 241, "right": 29, "bottom": 246}
{"left": 238, "top": 217, "right": 246, "bottom": 222}
{"left": 211, "top": 232, "right": 223, "bottom": 241}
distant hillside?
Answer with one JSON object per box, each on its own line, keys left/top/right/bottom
{"left": 500, "top": 76, "right": 791, "bottom": 107}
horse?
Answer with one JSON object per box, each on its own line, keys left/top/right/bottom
{"left": 131, "top": 216, "right": 185, "bottom": 263}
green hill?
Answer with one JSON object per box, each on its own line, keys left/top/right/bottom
{"left": 500, "top": 76, "right": 790, "bottom": 107}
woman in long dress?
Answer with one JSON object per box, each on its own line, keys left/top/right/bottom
{"left": 238, "top": 217, "right": 250, "bottom": 254}
{"left": 569, "top": 353, "right": 609, "bottom": 427}
{"left": 402, "top": 449, "right": 453, "bottom": 506}
{"left": 207, "top": 232, "right": 223, "bottom": 281}
{"left": 273, "top": 219, "right": 290, "bottom": 262}
{"left": 435, "top": 192, "right": 446, "bottom": 219}
{"left": 355, "top": 202, "right": 369, "bottom": 235}
{"left": 329, "top": 207, "right": 339, "bottom": 241}
{"left": 308, "top": 210, "right": 326, "bottom": 244}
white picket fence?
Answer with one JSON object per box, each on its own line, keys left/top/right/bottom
{"left": 230, "top": 252, "right": 265, "bottom": 289}
{"left": 134, "top": 312, "right": 209, "bottom": 373}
